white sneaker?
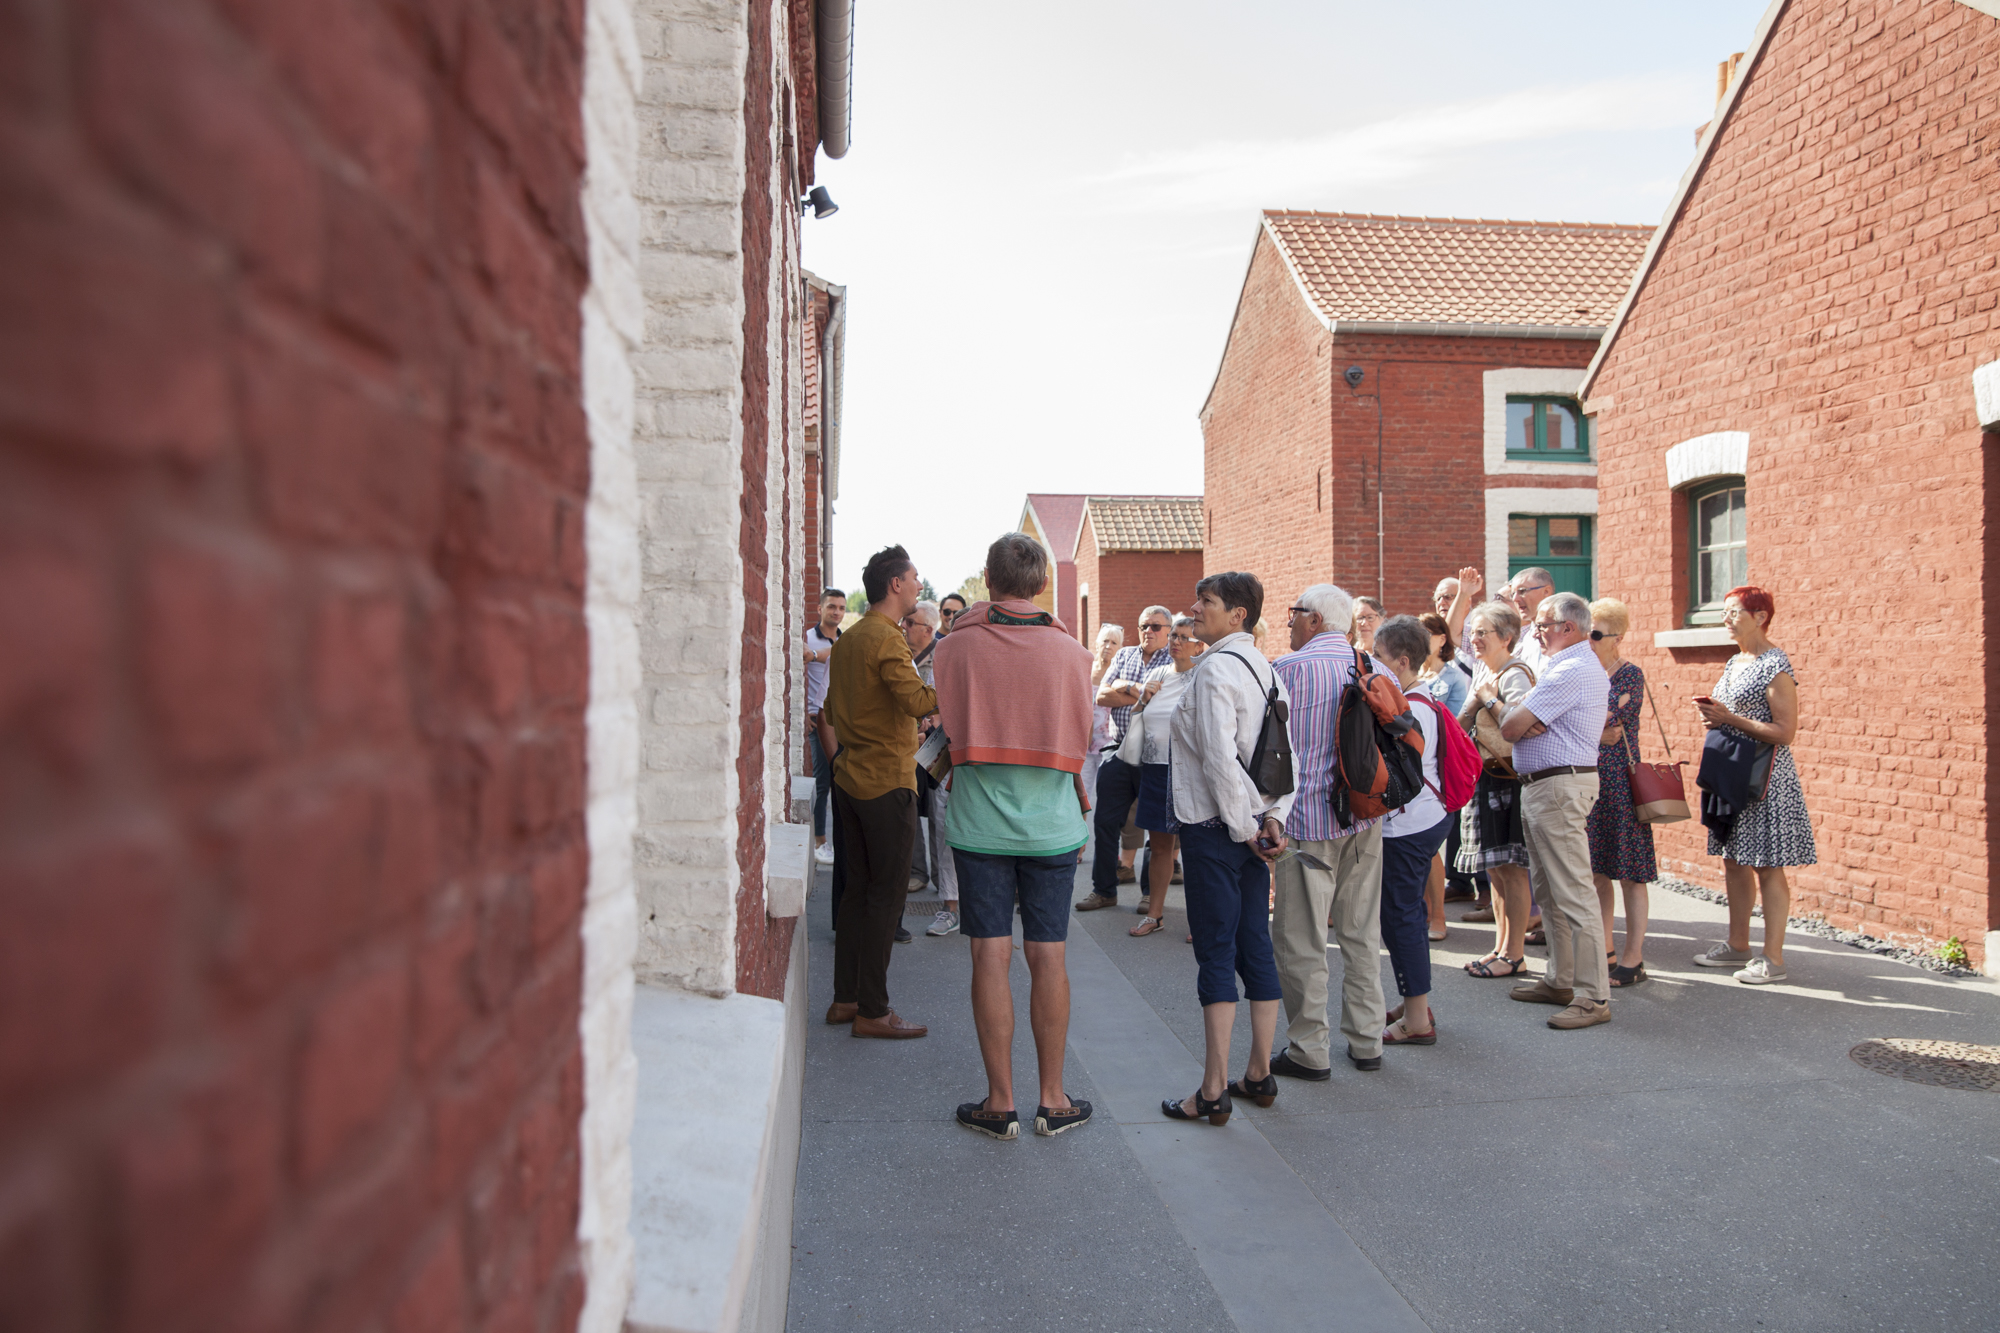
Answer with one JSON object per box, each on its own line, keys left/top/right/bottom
{"left": 1693, "top": 943, "right": 1753, "bottom": 968}
{"left": 1734, "top": 956, "right": 1787, "bottom": 985}
{"left": 926, "top": 909, "right": 959, "bottom": 937}
{"left": 813, "top": 843, "right": 834, "bottom": 865}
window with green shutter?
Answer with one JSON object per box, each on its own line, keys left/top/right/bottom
{"left": 1507, "top": 514, "right": 1594, "bottom": 599}
{"left": 1687, "top": 477, "right": 1746, "bottom": 625}
{"left": 1504, "top": 396, "right": 1591, "bottom": 460}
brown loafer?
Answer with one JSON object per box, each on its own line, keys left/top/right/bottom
{"left": 1461, "top": 906, "right": 1495, "bottom": 923}
{"left": 1548, "top": 1000, "right": 1611, "bottom": 1030}
{"left": 824, "top": 1001, "right": 858, "bottom": 1025}
{"left": 1075, "top": 893, "right": 1117, "bottom": 912}
{"left": 852, "top": 1010, "right": 927, "bottom": 1039}
{"left": 1509, "top": 978, "right": 1573, "bottom": 1006}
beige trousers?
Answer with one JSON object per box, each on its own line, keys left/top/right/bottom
{"left": 1272, "top": 826, "right": 1386, "bottom": 1066}
{"left": 1522, "top": 772, "right": 1607, "bottom": 1003}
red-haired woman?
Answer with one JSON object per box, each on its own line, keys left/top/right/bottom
{"left": 1691, "top": 586, "right": 1815, "bottom": 985}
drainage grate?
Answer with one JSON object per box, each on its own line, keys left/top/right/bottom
{"left": 1849, "top": 1039, "right": 2000, "bottom": 1092}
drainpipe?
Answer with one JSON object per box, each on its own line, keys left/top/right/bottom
{"left": 817, "top": 0, "right": 854, "bottom": 158}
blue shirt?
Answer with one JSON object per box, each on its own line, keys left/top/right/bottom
{"left": 1513, "top": 640, "right": 1610, "bottom": 772}
{"left": 1270, "top": 632, "right": 1381, "bottom": 843}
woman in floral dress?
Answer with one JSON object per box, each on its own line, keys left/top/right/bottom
{"left": 1692, "top": 586, "right": 1815, "bottom": 986}
{"left": 1586, "top": 600, "right": 1657, "bottom": 986}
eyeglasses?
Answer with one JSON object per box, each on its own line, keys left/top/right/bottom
{"left": 1141, "top": 622, "right": 1170, "bottom": 633}
{"left": 1170, "top": 633, "right": 1197, "bottom": 644}
{"left": 1532, "top": 621, "right": 1572, "bottom": 635}
{"left": 1590, "top": 630, "right": 1621, "bottom": 641}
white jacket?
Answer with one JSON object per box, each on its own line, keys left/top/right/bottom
{"left": 1167, "top": 632, "right": 1295, "bottom": 843}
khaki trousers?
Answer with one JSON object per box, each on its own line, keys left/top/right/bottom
{"left": 1272, "top": 826, "right": 1385, "bottom": 1066}
{"left": 1521, "top": 772, "right": 1607, "bottom": 1003}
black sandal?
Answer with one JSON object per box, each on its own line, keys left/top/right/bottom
{"left": 1609, "top": 962, "right": 1647, "bottom": 987}
{"left": 1466, "top": 954, "right": 1527, "bottom": 978}
{"left": 1227, "top": 1071, "right": 1277, "bottom": 1108}
{"left": 1161, "top": 1088, "right": 1233, "bottom": 1126}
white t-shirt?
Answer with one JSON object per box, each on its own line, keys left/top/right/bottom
{"left": 1384, "top": 690, "right": 1445, "bottom": 838}
{"left": 1138, "top": 665, "right": 1192, "bottom": 766}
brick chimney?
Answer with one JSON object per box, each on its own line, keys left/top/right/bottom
{"left": 1695, "top": 51, "right": 1747, "bottom": 144}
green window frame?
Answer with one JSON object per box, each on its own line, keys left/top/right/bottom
{"left": 1504, "top": 396, "right": 1591, "bottom": 460}
{"left": 1506, "top": 514, "right": 1594, "bottom": 599}
{"left": 1687, "top": 477, "right": 1747, "bottom": 626}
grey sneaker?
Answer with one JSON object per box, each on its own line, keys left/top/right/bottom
{"left": 1735, "top": 956, "right": 1787, "bottom": 985}
{"left": 1693, "top": 943, "right": 1753, "bottom": 968}
{"left": 926, "top": 909, "right": 959, "bottom": 937}
{"left": 1075, "top": 893, "right": 1118, "bottom": 912}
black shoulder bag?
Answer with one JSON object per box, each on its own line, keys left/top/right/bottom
{"left": 1219, "top": 651, "right": 1294, "bottom": 798}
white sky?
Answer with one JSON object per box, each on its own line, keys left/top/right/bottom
{"left": 801, "top": 0, "right": 1769, "bottom": 599}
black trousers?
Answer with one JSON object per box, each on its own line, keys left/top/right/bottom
{"left": 831, "top": 785, "right": 918, "bottom": 1019}
{"left": 1090, "top": 755, "right": 1143, "bottom": 898}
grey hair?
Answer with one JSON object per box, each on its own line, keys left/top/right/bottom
{"left": 1543, "top": 591, "right": 1592, "bottom": 636}
{"left": 1372, "top": 615, "right": 1431, "bottom": 674}
{"left": 909, "top": 600, "right": 940, "bottom": 628}
{"left": 1467, "top": 600, "right": 1522, "bottom": 649}
{"left": 984, "top": 531, "right": 1050, "bottom": 600}
{"left": 1294, "top": 583, "right": 1354, "bottom": 634}
{"left": 1171, "top": 613, "right": 1196, "bottom": 630}
{"left": 1096, "top": 623, "right": 1125, "bottom": 645}
{"left": 1139, "top": 604, "right": 1172, "bottom": 626}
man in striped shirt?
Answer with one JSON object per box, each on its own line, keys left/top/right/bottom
{"left": 1268, "top": 584, "right": 1388, "bottom": 1077}
{"left": 1077, "top": 607, "right": 1174, "bottom": 910}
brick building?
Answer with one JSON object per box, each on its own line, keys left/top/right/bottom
{"left": 802, "top": 274, "right": 846, "bottom": 622}
{"left": 1071, "top": 497, "right": 1207, "bottom": 645}
{"left": 0, "top": 1, "right": 857, "bottom": 1330}
{"left": 1018, "top": 493, "right": 1087, "bottom": 626}
{"left": 1581, "top": 0, "right": 2000, "bottom": 970}
{"left": 1199, "top": 212, "right": 1652, "bottom": 641}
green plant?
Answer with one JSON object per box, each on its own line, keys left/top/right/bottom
{"left": 1938, "top": 937, "right": 1971, "bottom": 970}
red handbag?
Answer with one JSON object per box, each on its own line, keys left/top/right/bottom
{"left": 1627, "top": 678, "right": 1690, "bottom": 824}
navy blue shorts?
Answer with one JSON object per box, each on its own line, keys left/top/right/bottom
{"left": 1136, "top": 762, "right": 1176, "bottom": 832}
{"left": 953, "top": 847, "right": 1079, "bottom": 942}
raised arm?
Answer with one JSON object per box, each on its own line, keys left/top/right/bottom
{"left": 1446, "top": 565, "right": 1481, "bottom": 643}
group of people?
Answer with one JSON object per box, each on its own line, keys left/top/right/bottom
{"left": 806, "top": 533, "right": 1816, "bottom": 1141}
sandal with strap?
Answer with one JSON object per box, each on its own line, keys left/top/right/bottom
{"left": 1227, "top": 1070, "right": 1277, "bottom": 1108}
{"left": 1466, "top": 954, "right": 1527, "bottom": 978}
{"left": 1382, "top": 1015, "right": 1437, "bottom": 1045}
{"left": 1609, "top": 961, "right": 1647, "bottom": 987}
{"left": 1161, "top": 1088, "right": 1233, "bottom": 1126}
{"left": 1524, "top": 927, "right": 1547, "bottom": 946}
{"left": 1130, "top": 915, "right": 1165, "bottom": 937}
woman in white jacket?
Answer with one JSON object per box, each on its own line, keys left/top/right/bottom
{"left": 1161, "top": 573, "right": 1293, "bottom": 1127}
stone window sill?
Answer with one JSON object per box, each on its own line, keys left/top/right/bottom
{"left": 1653, "top": 626, "right": 1735, "bottom": 648}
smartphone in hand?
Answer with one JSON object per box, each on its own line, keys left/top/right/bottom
{"left": 1692, "top": 695, "right": 1715, "bottom": 705}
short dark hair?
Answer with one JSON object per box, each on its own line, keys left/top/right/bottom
{"left": 1373, "top": 615, "right": 1430, "bottom": 673}
{"left": 1194, "top": 571, "right": 1262, "bottom": 632}
{"left": 820, "top": 587, "right": 845, "bottom": 603}
{"left": 984, "top": 532, "right": 1049, "bottom": 601}
{"left": 861, "top": 545, "right": 913, "bottom": 604}
{"left": 938, "top": 592, "right": 967, "bottom": 610}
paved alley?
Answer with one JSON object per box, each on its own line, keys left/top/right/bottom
{"left": 790, "top": 856, "right": 2000, "bottom": 1332}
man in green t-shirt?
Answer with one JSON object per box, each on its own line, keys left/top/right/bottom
{"left": 930, "top": 533, "right": 1096, "bottom": 1141}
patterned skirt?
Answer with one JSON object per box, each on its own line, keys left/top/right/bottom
{"left": 1456, "top": 769, "right": 1530, "bottom": 873}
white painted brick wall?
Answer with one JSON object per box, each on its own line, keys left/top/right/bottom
{"left": 631, "top": 0, "right": 751, "bottom": 997}
{"left": 578, "top": 0, "right": 644, "bottom": 1327}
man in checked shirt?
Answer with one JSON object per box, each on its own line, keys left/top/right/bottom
{"left": 1075, "top": 605, "right": 1174, "bottom": 911}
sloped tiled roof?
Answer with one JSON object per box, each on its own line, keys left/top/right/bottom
{"left": 1262, "top": 211, "right": 1653, "bottom": 330}
{"left": 1083, "top": 496, "right": 1204, "bottom": 554}
{"left": 1022, "top": 494, "right": 1087, "bottom": 563}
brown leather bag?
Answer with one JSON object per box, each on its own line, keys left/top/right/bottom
{"left": 1470, "top": 660, "right": 1535, "bottom": 777}
{"left": 1627, "top": 676, "right": 1689, "bottom": 823}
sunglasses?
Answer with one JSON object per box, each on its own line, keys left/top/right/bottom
{"left": 1590, "top": 630, "right": 1621, "bottom": 641}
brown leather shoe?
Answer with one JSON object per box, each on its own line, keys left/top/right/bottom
{"left": 1548, "top": 1000, "right": 1611, "bottom": 1030}
{"left": 1509, "top": 978, "right": 1574, "bottom": 1006}
{"left": 852, "top": 1010, "right": 927, "bottom": 1039}
{"left": 824, "top": 1001, "right": 858, "bottom": 1025}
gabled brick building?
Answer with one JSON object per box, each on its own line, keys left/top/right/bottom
{"left": 1072, "top": 497, "right": 1206, "bottom": 645}
{"left": 1200, "top": 212, "right": 1651, "bottom": 639}
{"left": 1018, "top": 493, "right": 1087, "bottom": 626}
{"left": 1582, "top": 0, "right": 2000, "bottom": 970}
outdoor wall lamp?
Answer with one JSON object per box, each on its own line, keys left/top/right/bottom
{"left": 803, "top": 186, "right": 838, "bottom": 218}
{"left": 1344, "top": 365, "right": 1365, "bottom": 388}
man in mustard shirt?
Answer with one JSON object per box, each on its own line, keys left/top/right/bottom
{"left": 824, "top": 545, "right": 939, "bottom": 1038}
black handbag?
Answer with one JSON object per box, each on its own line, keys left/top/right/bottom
{"left": 1219, "top": 652, "right": 1294, "bottom": 798}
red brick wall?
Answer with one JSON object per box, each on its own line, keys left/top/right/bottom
{"left": 0, "top": 2, "right": 592, "bottom": 1328}
{"left": 1590, "top": 0, "right": 2000, "bottom": 961}
{"left": 1073, "top": 524, "right": 1204, "bottom": 647}
{"left": 1202, "top": 233, "right": 1596, "bottom": 654}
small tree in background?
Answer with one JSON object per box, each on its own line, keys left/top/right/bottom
{"left": 956, "top": 574, "right": 989, "bottom": 604}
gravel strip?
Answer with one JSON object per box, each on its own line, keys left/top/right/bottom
{"left": 1653, "top": 876, "right": 1977, "bottom": 978}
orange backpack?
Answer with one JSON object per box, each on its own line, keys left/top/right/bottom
{"left": 1332, "top": 648, "right": 1426, "bottom": 825}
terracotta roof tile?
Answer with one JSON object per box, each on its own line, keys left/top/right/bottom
{"left": 1084, "top": 496, "right": 1204, "bottom": 553}
{"left": 1262, "top": 211, "right": 1653, "bottom": 329}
